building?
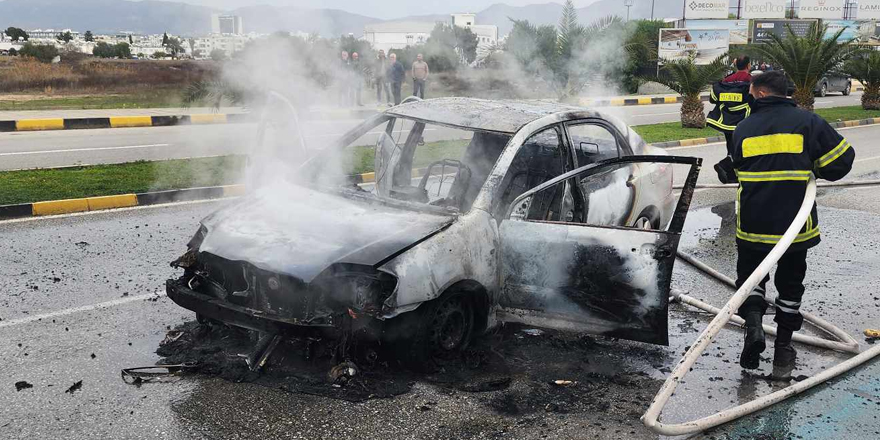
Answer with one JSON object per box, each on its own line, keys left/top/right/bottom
{"left": 26, "top": 29, "right": 81, "bottom": 42}
{"left": 450, "top": 13, "right": 498, "bottom": 51}
{"left": 194, "top": 33, "right": 251, "bottom": 58}
{"left": 212, "top": 14, "right": 244, "bottom": 35}
{"left": 363, "top": 21, "right": 436, "bottom": 54}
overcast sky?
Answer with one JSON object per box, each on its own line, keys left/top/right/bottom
{"left": 174, "top": 0, "right": 601, "bottom": 19}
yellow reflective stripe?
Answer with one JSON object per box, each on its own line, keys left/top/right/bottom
{"left": 815, "top": 139, "right": 851, "bottom": 168}
{"left": 711, "top": 89, "right": 718, "bottom": 101}
{"left": 728, "top": 103, "right": 750, "bottom": 111}
{"left": 745, "top": 106, "right": 751, "bottom": 118}
{"left": 707, "top": 118, "right": 737, "bottom": 131}
{"left": 737, "top": 227, "right": 821, "bottom": 245}
{"left": 736, "top": 170, "right": 812, "bottom": 182}
{"left": 719, "top": 92, "right": 743, "bottom": 102}
{"left": 742, "top": 134, "right": 804, "bottom": 158}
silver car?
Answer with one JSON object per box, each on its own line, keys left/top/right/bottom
{"left": 167, "top": 98, "right": 701, "bottom": 369}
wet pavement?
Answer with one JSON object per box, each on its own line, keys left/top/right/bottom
{"left": 3, "top": 174, "right": 880, "bottom": 438}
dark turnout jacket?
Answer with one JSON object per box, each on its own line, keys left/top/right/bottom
{"left": 731, "top": 96, "right": 855, "bottom": 252}
{"left": 707, "top": 81, "right": 753, "bottom": 133}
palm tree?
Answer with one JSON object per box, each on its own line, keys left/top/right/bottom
{"left": 843, "top": 51, "right": 880, "bottom": 110}
{"left": 648, "top": 54, "right": 729, "bottom": 128}
{"left": 750, "top": 23, "right": 858, "bottom": 111}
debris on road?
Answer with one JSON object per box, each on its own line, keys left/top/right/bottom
{"left": 328, "top": 361, "right": 358, "bottom": 386}
{"left": 65, "top": 380, "right": 82, "bottom": 394}
{"left": 520, "top": 329, "right": 544, "bottom": 337}
{"left": 552, "top": 380, "right": 578, "bottom": 387}
{"left": 14, "top": 381, "right": 33, "bottom": 391}
{"left": 121, "top": 363, "right": 199, "bottom": 386}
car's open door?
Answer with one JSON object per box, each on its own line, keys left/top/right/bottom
{"left": 497, "top": 156, "right": 701, "bottom": 345}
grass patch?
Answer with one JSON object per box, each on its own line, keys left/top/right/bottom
{"left": 0, "top": 92, "right": 185, "bottom": 111}
{"left": 0, "top": 156, "right": 245, "bottom": 206}
{"left": 632, "top": 106, "right": 880, "bottom": 144}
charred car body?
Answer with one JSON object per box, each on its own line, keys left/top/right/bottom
{"left": 167, "top": 98, "right": 701, "bottom": 366}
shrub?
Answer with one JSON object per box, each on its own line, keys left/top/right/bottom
{"left": 18, "top": 43, "right": 59, "bottom": 63}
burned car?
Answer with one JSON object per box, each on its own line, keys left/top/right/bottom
{"left": 167, "top": 98, "right": 700, "bottom": 368}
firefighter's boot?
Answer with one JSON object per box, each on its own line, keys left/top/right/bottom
{"left": 740, "top": 311, "right": 766, "bottom": 369}
{"left": 772, "top": 328, "right": 797, "bottom": 380}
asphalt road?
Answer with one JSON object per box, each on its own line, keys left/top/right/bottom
{"left": 2, "top": 133, "right": 880, "bottom": 439}
{"left": 0, "top": 92, "right": 862, "bottom": 171}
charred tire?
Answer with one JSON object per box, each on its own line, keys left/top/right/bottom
{"left": 394, "top": 291, "right": 476, "bottom": 372}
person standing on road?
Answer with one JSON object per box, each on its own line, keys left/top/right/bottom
{"left": 709, "top": 55, "right": 754, "bottom": 185}
{"left": 412, "top": 54, "right": 429, "bottom": 99}
{"left": 375, "top": 50, "right": 392, "bottom": 106}
{"left": 388, "top": 53, "right": 405, "bottom": 105}
{"left": 731, "top": 71, "right": 855, "bottom": 380}
{"left": 338, "top": 50, "right": 351, "bottom": 107}
{"left": 351, "top": 52, "right": 365, "bottom": 106}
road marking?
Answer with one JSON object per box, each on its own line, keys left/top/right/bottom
{"left": 666, "top": 141, "right": 725, "bottom": 151}
{"left": 631, "top": 112, "right": 683, "bottom": 118}
{"left": 0, "top": 144, "right": 171, "bottom": 157}
{"left": 0, "top": 292, "right": 168, "bottom": 329}
{"left": 855, "top": 155, "right": 880, "bottom": 163}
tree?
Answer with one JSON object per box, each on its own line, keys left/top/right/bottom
{"left": 8, "top": 48, "right": 17, "bottom": 56}
{"left": 844, "top": 51, "right": 880, "bottom": 110}
{"left": 647, "top": 54, "right": 729, "bottom": 128}
{"left": 5, "top": 27, "right": 29, "bottom": 42}
{"left": 84, "top": 31, "right": 94, "bottom": 42}
{"left": 115, "top": 42, "right": 132, "bottom": 59}
{"left": 92, "top": 42, "right": 116, "bottom": 58}
{"left": 210, "top": 48, "right": 227, "bottom": 61}
{"left": 622, "top": 20, "right": 669, "bottom": 93}
{"left": 164, "top": 37, "right": 184, "bottom": 59}
{"left": 18, "top": 43, "right": 60, "bottom": 63}
{"left": 162, "top": 32, "right": 169, "bottom": 46}
{"left": 751, "top": 23, "right": 859, "bottom": 111}
{"left": 56, "top": 31, "right": 73, "bottom": 43}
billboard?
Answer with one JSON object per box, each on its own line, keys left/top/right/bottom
{"left": 859, "top": 0, "right": 880, "bottom": 20}
{"left": 684, "top": 0, "right": 731, "bottom": 19}
{"left": 741, "top": 0, "right": 787, "bottom": 19}
{"left": 751, "top": 19, "right": 818, "bottom": 43}
{"left": 687, "top": 19, "right": 749, "bottom": 44}
{"left": 658, "top": 29, "right": 730, "bottom": 64}
{"left": 823, "top": 20, "right": 880, "bottom": 44}
{"left": 799, "top": 0, "right": 845, "bottom": 19}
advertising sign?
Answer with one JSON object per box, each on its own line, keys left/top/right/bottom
{"left": 823, "top": 20, "right": 880, "bottom": 44}
{"left": 658, "top": 29, "right": 730, "bottom": 64}
{"left": 798, "top": 0, "right": 845, "bottom": 20}
{"left": 687, "top": 19, "right": 749, "bottom": 44}
{"left": 741, "top": 0, "right": 787, "bottom": 19}
{"left": 751, "top": 19, "right": 818, "bottom": 43}
{"left": 684, "top": 0, "right": 731, "bottom": 20}
{"left": 859, "top": 0, "right": 880, "bottom": 20}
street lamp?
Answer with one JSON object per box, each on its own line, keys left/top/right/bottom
{"left": 624, "top": 0, "right": 634, "bottom": 22}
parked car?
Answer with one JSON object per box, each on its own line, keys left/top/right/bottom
{"left": 166, "top": 98, "right": 701, "bottom": 368}
{"left": 756, "top": 70, "right": 852, "bottom": 97}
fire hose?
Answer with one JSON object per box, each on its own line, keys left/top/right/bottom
{"left": 643, "top": 177, "right": 880, "bottom": 435}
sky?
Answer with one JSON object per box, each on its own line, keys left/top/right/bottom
{"left": 173, "top": 0, "right": 601, "bottom": 19}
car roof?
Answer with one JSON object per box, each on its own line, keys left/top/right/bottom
{"left": 385, "top": 97, "right": 594, "bottom": 135}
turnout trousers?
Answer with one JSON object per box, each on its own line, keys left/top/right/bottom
{"left": 735, "top": 246, "right": 808, "bottom": 332}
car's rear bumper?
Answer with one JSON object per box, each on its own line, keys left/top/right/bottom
{"left": 166, "top": 278, "right": 334, "bottom": 335}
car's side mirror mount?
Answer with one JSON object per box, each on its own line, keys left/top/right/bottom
{"left": 579, "top": 142, "right": 600, "bottom": 156}
{"left": 506, "top": 196, "right": 533, "bottom": 221}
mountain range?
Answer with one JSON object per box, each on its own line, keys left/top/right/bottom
{"left": 0, "top": 0, "right": 684, "bottom": 37}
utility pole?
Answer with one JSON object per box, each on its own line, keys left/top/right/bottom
{"left": 652, "top": 0, "right": 656, "bottom": 20}
{"left": 737, "top": 0, "right": 743, "bottom": 19}
{"left": 625, "top": 0, "right": 634, "bottom": 22}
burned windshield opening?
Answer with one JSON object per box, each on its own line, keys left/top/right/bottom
{"left": 306, "top": 116, "right": 511, "bottom": 213}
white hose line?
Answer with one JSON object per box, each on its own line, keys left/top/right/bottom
{"left": 675, "top": 252, "right": 860, "bottom": 353}
{"left": 673, "top": 179, "right": 880, "bottom": 190}
{"left": 641, "top": 178, "right": 880, "bottom": 435}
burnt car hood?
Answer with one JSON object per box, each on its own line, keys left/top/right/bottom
{"left": 198, "top": 182, "right": 455, "bottom": 283}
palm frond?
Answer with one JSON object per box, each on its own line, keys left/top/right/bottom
{"left": 647, "top": 53, "right": 728, "bottom": 96}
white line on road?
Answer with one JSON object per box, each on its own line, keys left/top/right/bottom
{"left": 0, "top": 292, "right": 168, "bottom": 329}
{"left": 0, "top": 198, "right": 225, "bottom": 225}
{"left": 0, "top": 144, "right": 171, "bottom": 157}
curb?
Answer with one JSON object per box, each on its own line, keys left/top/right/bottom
{"left": 0, "top": 108, "right": 382, "bottom": 133}
{"left": 0, "top": 185, "right": 245, "bottom": 221}
{"left": 580, "top": 86, "right": 866, "bottom": 108}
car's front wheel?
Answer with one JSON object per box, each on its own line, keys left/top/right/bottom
{"left": 391, "top": 290, "right": 476, "bottom": 372}
{"left": 817, "top": 83, "right": 828, "bottom": 97}
{"left": 843, "top": 83, "right": 852, "bottom": 96}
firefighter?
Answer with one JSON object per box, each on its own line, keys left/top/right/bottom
{"left": 731, "top": 70, "right": 855, "bottom": 380}
{"left": 709, "top": 55, "right": 754, "bottom": 184}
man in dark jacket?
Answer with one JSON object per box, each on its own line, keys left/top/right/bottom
{"left": 709, "top": 55, "right": 754, "bottom": 183}
{"left": 388, "top": 53, "right": 405, "bottom": 105}
{"left": 731, "top": 71, "right": 855, "bottom": 380}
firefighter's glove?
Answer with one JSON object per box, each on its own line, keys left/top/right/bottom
{"left": 714, "top": 157, "right": 739, "bottom": 184}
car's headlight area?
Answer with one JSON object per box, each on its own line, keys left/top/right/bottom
{"left": 171, "top": 225, "right": 208, "bottom": 270}
{"left": 313, "top": 265, "right": 398, "bottom": 316}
